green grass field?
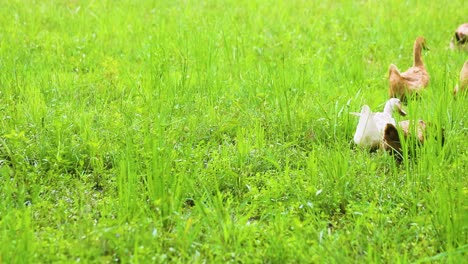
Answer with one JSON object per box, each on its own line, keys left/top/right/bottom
{"left": 0, "top": 0, "right": 467, "bottom": 262}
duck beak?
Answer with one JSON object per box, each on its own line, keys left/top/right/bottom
{"left": 423, "top": 43, "right": 430, "bottom": 51}
{"left": 397, "top": 103, "right": 407, "bottom": 116}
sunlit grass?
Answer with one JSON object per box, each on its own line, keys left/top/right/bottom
{"left": 0, "top": 0, "right": 466, "bottom": 262}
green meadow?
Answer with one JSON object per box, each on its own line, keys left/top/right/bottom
{"left": 0, "top": 0, "right": 466, "bottom": 262}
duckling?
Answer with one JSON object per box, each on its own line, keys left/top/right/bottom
{"left": 352, "top": 98, "right": 407, "bottom": 149}
{"left": 450, "top": 23, "right": 468, "bottom": 51}
{"left": 454, "top": 61, "right": 468, "bottom": 95}
{"left": 388, "top": 36, "right": 430, "bottom": 102}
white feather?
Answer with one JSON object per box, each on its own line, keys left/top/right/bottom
{"left": 353, "top": 105, "right": 380, "bottom": 148}
{"left": 352, "top": 98, "right": 406, "bottom": 148}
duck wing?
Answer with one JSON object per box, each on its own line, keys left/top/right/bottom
{"left": 353, "top": 105, "right": 380, "bottom": 147}
{"left": 388, "top": 64, "right": 402, "bottom": 83}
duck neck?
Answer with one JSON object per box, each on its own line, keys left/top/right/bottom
{"left": 413, "top": 40, "right": 424, "bottom": 67}
{"left": 384, "top": 103, "right": 394, "bottom": 116}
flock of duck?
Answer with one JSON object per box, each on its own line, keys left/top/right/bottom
{"left": 352, "top": 23, "right": 468, "bottom": 160}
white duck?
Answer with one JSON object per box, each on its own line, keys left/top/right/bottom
{"left": 352, "top": 98, "right": 407, "bottom": 149}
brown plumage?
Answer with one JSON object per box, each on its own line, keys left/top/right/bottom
{"left": 388, "top": 36, "right": 430, "bottom": 102}
{"left": 454, "top": 61, "right": 468, "bottom": 95}
{"left": 450, "top": 23, "right": 468, "bottom": 51}
{"left": 398, "top": 120, "right": 427, "bottom": 143}
{"left": 382, "top": 123, "right": 402, "bottom": 160}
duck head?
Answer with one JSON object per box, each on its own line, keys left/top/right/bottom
{"left": 450, "top": 24, "right": 468, "bottom": 50}
{"left": 413, "top": 37, "right": 428, "bottom": 68}
{"left": 416, "top": 36, "right": 429, "bottom": 51}
{"left": 454, "top": 24, "right": 468, "bottom": 45}
{"left": 384, "top": 98, "right": 407, "bottom": 116}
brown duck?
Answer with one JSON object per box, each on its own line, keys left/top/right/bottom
{"left": 388, "top": 36, "right": 430, "bottom": 102}
{"left": 454, "top": 61, "right": 468, "bottom": 95}
{"left": 450, "top": 23, "right": 468, "bottom": 51}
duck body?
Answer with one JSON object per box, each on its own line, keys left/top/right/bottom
{"left": 398, "top": 120, "right": 427, "bottom": 143}
{"left": 388, "top": 36, "right": 429, "bottom": 101}
{"left": 454, "top": 61, "right": 468, "bottom": 95}
{"left": 398, "top": 120, "right": 445, "bottom": 146}
{"left": 353, "top": 98, "right": 406, "bottom": 149}
{"left": 353, "top": 105, "right": 381, "bottom": 149}
{"left": 388, "top": 64, "right": 429, "bottom": 101}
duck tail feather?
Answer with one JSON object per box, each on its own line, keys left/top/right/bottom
{"left": 388, "top": 64, "right": 401, "bottom": 78}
